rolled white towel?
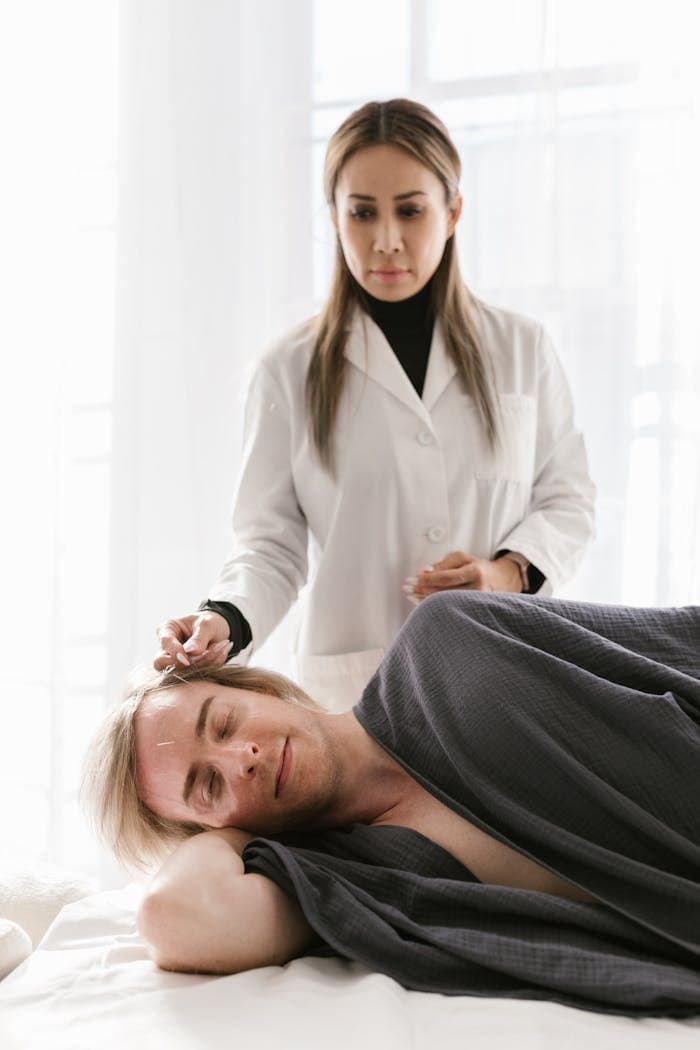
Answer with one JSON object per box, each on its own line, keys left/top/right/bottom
{"left": 0, "top": 918, "right": 32, "bottom": 980}
{"left": 0, "top": 861, "right": 96, "bottom": 948}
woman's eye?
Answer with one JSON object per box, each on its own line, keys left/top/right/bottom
{"left": 350, "top": 209, "right": 373, "bottom": 221}
{"left": 399, "top": 207, "right": 421, "bottom": 218}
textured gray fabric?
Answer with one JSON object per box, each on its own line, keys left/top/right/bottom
{"left": 243, "top": 592, "right": 700, "bottom": 1014}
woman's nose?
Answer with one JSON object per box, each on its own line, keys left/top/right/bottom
{"left": 374, "top": 218, "right": 402, "bottom": 253}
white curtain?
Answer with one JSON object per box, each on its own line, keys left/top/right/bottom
{"left": 109, "top": 0, "right": 314, "bottom": 687}
{"left": 0, "top": 1, "right": 120, "bottom": 875}
{"left": 1, "top": 0, "right": 698, "bottom": 885}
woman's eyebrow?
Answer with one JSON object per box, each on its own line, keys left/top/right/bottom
{"left": 348, "top": 190, "right": 427, "bottom": 201}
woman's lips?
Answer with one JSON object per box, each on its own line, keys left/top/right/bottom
{"left": 275, "top": 738, "right": 291, "bottom": 798}
{"left": 371, "top": 269, "right": 409, "bottom": 283}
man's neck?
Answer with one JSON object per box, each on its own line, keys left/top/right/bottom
{"left": 319, "top": 711, "right": 412, "bottom": 828}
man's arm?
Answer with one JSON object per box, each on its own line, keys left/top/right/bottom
{"left": 137, "top": 828, "right": 314, "bottom": 974}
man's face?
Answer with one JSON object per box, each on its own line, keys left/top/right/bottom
{"left": 134, "top": 681, "right": 343, "bottom": 834}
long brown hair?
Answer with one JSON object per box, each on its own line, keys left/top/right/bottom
{"left": 307, "top": 98, "right": 498, "bottom": 472}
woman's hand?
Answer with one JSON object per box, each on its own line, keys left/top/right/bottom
{"left": 154, "top": 611, "right": 232, "bottom": 671}
{"left": 404, "top": 550, "right": 523, "bottom": 601}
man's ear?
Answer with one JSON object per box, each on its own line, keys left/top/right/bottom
{"left": 447, "top": 193, "right": 463, "bottom": 237}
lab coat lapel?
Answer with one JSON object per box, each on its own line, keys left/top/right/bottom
{"left": 422, "top": 322, "right": 457, "bottom": 411}
{"left": 344, "top": 310, "right": 433, "bottom": 423}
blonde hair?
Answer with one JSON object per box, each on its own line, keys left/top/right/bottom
{"left": 307, "top": 97, "right": 498, "bottom": 471}
{"left": 81, "top": 663, "right": 321, "bottom": 873}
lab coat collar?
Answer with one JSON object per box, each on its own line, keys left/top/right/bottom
{"left": 422, "top": 322, "right": 457, "bottom": 411}
{"left": 344, "top": 308, "right": 457, "bottom": 421}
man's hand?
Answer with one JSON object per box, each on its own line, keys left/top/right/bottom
{"left": 404, "top": 550, "right": 523, "bottom": 602}
{"left": 154, "top": 612, "right": 232, "bottom": 671}
{"left": 138, "top": 829, "right": 312, "bottom": 974}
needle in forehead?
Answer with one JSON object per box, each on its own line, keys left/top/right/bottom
{"left": 157, "top": 740, "right": 176, "bottom": 747}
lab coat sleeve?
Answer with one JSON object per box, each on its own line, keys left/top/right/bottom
{"left": 207, "top": 361, "right": 308, "bottom": 653}
{"left": 497, "top": 328, "right": 596, "bottom": 594}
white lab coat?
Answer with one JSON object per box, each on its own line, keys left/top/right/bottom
{"left": 209, "top": 299, "right": 595, "bottom": 710}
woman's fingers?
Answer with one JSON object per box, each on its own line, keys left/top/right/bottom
{"left": 420, "top": 565, "right": 479, "bottom": 589}
{"left": 154, "top": 613, "right": 230, "bottom": 671}
{"left": 428, "top": 550, "right": 471, "bottom": 572}
{"left": 156, "top": 616, "right": 197, "bottom": 669}
{"left": 426, "top": 565, "right": 486, "bottom": 593}
{"left": 153, "top": 649, "right": 178, "bottom": 671}
{"left": 405, "top": 554, "right": 522, "bottom": 598}
{"left": 191, "top": 639, "right": 234, "bottom": 666}
{"left": 403, "top": 551, "right": 507, "bottom": 602}
{"left": 153, "top": 637, "right": 232, "bottom": 672}
{"left": 406, "top": 552, "right": 480, "bottom": 596}
{"left": 157, "top": 620, "right": 186, "bottom": 648}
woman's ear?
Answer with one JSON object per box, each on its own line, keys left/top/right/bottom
{"left": 447, "top": 193, "right": 463, "bottom": 237}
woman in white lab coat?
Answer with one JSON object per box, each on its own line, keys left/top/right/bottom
{"left": 155, "top": 99, "right": 595, "bottom": 710}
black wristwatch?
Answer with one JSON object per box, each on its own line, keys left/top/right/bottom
{"left": 198, "top": 599, "right": 252, "bottom": 654}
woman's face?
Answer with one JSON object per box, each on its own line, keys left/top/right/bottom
{"left": 332, "top": 143, "right": 462, "bottom": 302}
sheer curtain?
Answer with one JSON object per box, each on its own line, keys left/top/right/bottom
{"left": 108, "top": 0, "right": 314, "bottom": 688}
{"left": 0, "top": 1, "right": 119, "bottom": 875}
{"left": 2, "top": 0, "right": 698, "bottom": 885}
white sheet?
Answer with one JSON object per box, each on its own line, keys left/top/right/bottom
{"left": 1, "top": 886, "right": 699, "bottom": 1050}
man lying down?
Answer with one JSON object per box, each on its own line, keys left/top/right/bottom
{"left": 83, "top": 592, "right": 700, "bottom": 1016}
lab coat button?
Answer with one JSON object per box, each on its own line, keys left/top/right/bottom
{"left": 417, "top": 429, "right": 433, "bottom": 446}
{"left": 427, "top": 525, "right": 445, "bottom": 542}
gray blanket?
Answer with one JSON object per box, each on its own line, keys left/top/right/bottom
{"left": 243, "top": 592, "right": 700, "bottom": 1014}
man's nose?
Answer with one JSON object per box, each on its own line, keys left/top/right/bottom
{"left": 218, "top": 740, "right": 260, "bottom": 779}
{"left": 374, "top": 217, "right": 402, "bottom": 254}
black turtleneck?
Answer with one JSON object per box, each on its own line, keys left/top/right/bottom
{"left": 362, "top": 280, "right": 435, "bottom": 397}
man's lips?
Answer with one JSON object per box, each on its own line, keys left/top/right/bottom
{"left": 275, "top": 738, "right": 291, "bottom": 798}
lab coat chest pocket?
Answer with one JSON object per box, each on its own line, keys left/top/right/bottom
{"left": 459, "top": 393, "right": 537, "bottom": 483}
